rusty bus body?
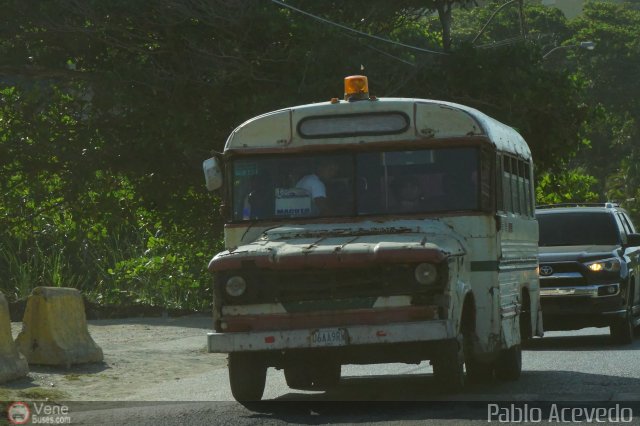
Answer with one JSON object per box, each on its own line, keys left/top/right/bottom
{"left": 203, "top": 79, "right": 542, "bottom": 401}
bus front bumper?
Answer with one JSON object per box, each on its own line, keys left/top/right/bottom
{"left": 207, "top": 320, "right": 454, "bottom": 353}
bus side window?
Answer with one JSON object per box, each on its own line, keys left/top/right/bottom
{"left": 496, "top": 154, "right": 503, "bottom": 211}
{"left": 518, "top": 160, "right": 526, "bottom": 216}
{"left": 502, "top": 156, "right": 512, "bottom": 213}
{"left": 523, "top": 162, "right": 532, "bottom": 217}
{"left": 480, "top": 149, "right": 493, "bottom": 212}
{"left": 509, "top": 157, "right": 520, "bottom": 215}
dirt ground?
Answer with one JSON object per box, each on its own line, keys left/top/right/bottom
{"left": 0, "top": 314, "right": 227, "bottom": 401}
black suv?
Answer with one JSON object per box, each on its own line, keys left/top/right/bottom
{"left": 536, "top": 203, "right": 640, "bottom": 343}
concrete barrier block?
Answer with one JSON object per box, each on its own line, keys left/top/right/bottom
{"left": 16, "top": 287, "right": 103, "bottom": 367}
{"left": 0, "top": 291, "right": 29, "bottom": 383}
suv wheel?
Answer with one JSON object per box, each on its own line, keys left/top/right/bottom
{"left": 610, "top": 314, "right": 634, "bottom": 345}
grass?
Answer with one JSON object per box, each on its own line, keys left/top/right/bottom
{"left": 17, "top": 387, "right": 69, "bottom": 401}
{"left": 0, "top": 388, "right": 10, "bottom": 401}
{"left": 0, "top": 225, "right": 215, "bottom": 311}
{"left": 63, "top": 374, "right": 82, "bottom": 381}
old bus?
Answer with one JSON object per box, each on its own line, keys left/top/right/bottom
{"left": 203, "top": 76, "right": 542, "bottom": 401}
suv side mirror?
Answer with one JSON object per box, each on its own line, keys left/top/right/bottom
{"left": 625, "top": 233, "right": 640, "bottom": 248}
{"left": 203, "top": 157, "right": 223, "bottom": 191}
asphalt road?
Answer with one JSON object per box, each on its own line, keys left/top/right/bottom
{"left": 68, "top": 327, "right": 640, "bottom": 425}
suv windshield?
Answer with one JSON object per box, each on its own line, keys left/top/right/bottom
{"left": 537, "top": 212, "right": 620, "bottom": 246}
{"left": 231, "top": 148, "right": 482, "bottom": 221}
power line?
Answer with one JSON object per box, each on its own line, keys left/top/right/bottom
{"left": 476, "top": 35, "right": 525, "bottom": 49}
{"left": 270, "top": 0, "right": 449, "bottom": 56}
{"left": 472, "top": 0, "right": 518, "bottom": 44}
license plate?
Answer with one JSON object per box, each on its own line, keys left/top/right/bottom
{"left": 310, "top": 328, "right": 348, "bottom": 347}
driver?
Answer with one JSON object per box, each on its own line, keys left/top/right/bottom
{"left": 295, "top": 159, "right": 339, "bottom": 215}
{"left": 393, "top": 175, "right": 425, "bottom": 212}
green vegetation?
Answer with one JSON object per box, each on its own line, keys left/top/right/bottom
{"left": 0, "top": 386, "right": 69, "bottom": 402}
{"left": 1, "top": 1, "right": 639, "bottom": 309}
{"left": 16, "top": 387, "right": 69, "bottom": 401}
{"left": 0, "top": 388, "right": 10, "bottom": 401}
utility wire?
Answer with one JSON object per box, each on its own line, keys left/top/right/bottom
{"left": 270, "top": 0, "right": 449, "bottom": 56}
{"left": 476, "top": 35, "right": 524, "bottom": 49}
{"left": 472, "top": 0, "right": 518, "bottom": 44}
{"left": 360, "top": 42, "right": 417, "bottom": 67}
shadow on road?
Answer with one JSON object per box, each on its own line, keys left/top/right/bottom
{"left": 237, "top": 369, "right": 640, "bottom": 424}
{"left": 525, "top": 332, "right": 640, "bottom": 351}
{"left": 231, "top": 369, "right": 640, "bottom": 424}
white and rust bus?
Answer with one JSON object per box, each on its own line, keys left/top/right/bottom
{"left": 203, "top": 75, "right": 542, "bottom": 401}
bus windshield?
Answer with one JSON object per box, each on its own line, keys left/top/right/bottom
{"left": 231, "top": 147, "right": 482, "bottom": 221}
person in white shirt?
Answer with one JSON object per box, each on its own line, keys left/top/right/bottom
{"left": 295, "top": 160, "right": 339, "bottom": 215}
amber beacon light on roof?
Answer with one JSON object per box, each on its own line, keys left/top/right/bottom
{"left": 343, "top": 75, "right": 371, "bottom": 101}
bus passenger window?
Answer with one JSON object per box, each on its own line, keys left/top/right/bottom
{"left": 502, "top": 157, "right": 512, "bottom": 213}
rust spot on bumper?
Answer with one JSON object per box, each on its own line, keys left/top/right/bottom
{"left": 223, "top": 305, "right": 438, "bottom": 332}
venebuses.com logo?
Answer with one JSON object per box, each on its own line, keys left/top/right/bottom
{"left": 6, "top": 401, "right": 71, "bottom": 424}
{"left": 7, "top": 402, "right": 30, "bottom": 425}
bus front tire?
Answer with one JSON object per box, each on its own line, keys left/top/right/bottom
{"left": 228, "top": 352, "right": 267, "bottom": 402}
{"left": 463, "top": 328, "right": 494, "bottom": 384}
{"left": 432, "top": 337, "right": 465, "bottom": 392}
{"left": 284, "top": 362, "right": 341, "bottom": 390}
{"left": 494, "top": 344, "right": 522, "bottom": 381}
{"left": 465, "top": 356, "right": 494, "bottom": 384}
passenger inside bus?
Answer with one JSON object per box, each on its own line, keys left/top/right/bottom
{"left": 295, "top": 159, "right": 340, "bottom": 215}
{"left": 440, "top": 171, "right": 477, "bottom": 210}
{"left": 391, "top": 175, "right": 426, "bottom": 213}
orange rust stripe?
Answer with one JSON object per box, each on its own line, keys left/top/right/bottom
{"left": 223, "top": 305, "right": 437, "bottom": 332}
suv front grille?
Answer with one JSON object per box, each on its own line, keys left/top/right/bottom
{"left": 539, "top": 262, "right": 587, "bottom": 287}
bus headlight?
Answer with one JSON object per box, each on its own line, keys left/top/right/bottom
{"left": 225, "top": 276, "right": 247, "bottom": 297}
{"left": 415, "top": 263, "right": 438, "bottom": 285}
{"left": 585, "top": 258, "right": 621, "bottom": 273}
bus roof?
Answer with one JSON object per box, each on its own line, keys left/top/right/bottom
{"left": 224, "top": 97, "right": 530, "bottom": 158}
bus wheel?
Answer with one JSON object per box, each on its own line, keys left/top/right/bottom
{"left": 284, "top": 365, "right": 312, "bottom": 389}
{"left": 465, "top": 355, "right": 494, "bottom": 384}
{"left": 432, "top": 336, "right": 465, "bottom": 392}
{"left": 228, "top": 352, "right": 267, "bottom": 402}
{"left": 285, "top": 362, "right": 341, "bottom": 390}
{"left": 463, "top": 327, "right": 493, "bottom": 384}
{"left": 520, "top": 291, "right": 532, "bottom": 344}
{"left": 494, "top": 344, "right": 521, "bottom": 381}
{"left": 312, "top": 362, "right": 341, "bottom": 389}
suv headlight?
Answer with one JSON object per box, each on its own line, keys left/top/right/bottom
{"left": 225, "top": 276, "right": 247, "bottom": 297}
{"left": 585, "top": 258, "right": 621, "bottom": 273}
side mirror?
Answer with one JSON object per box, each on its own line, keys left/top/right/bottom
{"left": 625, "top": 233, "right": 640, "bottom": 248}
{"left": 203, "top": 157, "right": 223, "bottom": 191}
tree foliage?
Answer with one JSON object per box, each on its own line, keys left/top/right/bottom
{"left": 0, "top": 0, "right": 637, "bottom": 307}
